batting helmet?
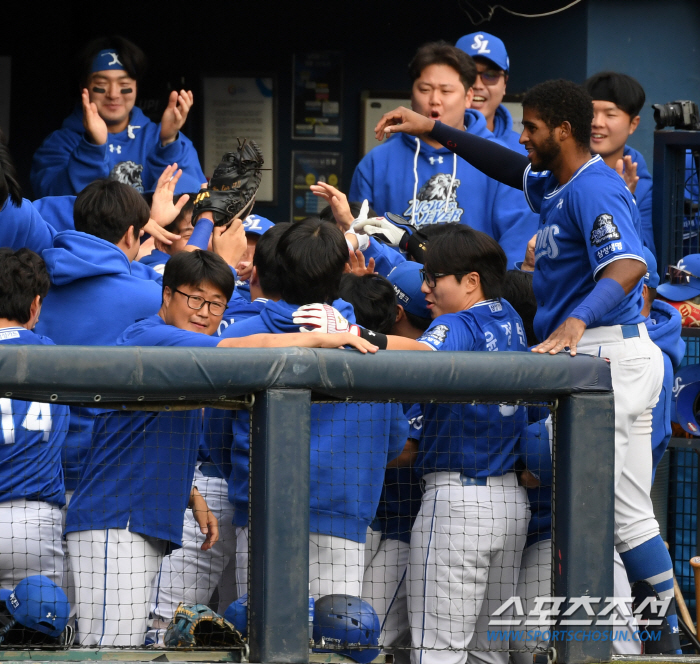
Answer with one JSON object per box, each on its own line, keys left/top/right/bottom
{"left": 223, "top": 594, "right": 248, "bottom": 638}
{"left": 0, "top": 575, "right": 73, "bottom": 647}
{"left": 672, "top": 364, "right": 700, "bottom": 435}
{"left": 312, "top": 595, "right": 380, "bottom": 664}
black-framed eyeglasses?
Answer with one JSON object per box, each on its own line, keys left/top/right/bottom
{"left": 419, "top": 269, "right": 466, "bottom": 288}
{"left": 475, "top": 68, "right": 506, "bottom": 86}
{"left": 173, "top": 289, "right": 226, "bottom": 316}
{"left": 666, "top": 265, "right": 700, "bottom": 285}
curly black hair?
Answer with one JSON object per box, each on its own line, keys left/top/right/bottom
{"left": 522, "top": 79, "right": 593, "bottom": 149}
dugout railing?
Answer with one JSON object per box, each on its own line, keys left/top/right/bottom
{"left": 0, "top": 346, "right": 614, "bottom": 664}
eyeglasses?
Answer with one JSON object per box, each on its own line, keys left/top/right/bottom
{"left": 475, "top": 68, "right": 505, "bottom": 86}
{"left": 419, "top": 269, "right": 466, "bottom": 288}
{"left": 174, "top": 289, "right": 226, "bottom": 315}
{"left": 666, "top": 265, "right": 700, "bottom": 284}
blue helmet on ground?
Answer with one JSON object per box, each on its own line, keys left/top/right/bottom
{"left": 673, "top": 364, "right": 700, "bottom": 435}
{"left": 224, "top": 593, "right": 248, "bottom": 637}
{"left": 312, "top": 595, "right": 380, "bottom": 664}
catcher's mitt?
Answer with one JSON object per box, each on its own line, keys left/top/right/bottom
{"left": 193, "top": 139, "right": 264, "bottom": 227}
{"left": 164, "top": 603, "right": 244, "bottom": 649}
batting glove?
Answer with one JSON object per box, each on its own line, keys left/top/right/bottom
{"left": 292, "top": 304, "right": 360, "bottom": 335}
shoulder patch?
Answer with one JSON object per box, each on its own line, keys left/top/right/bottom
{"left": 489, "top": 301, "right": 503, "bottom": 313}
{"left": 0, "top": 330, "right": 21, "bottom": 341}
{"left": 590, "top": 213, "right": 621, "bottom": 247}
{"left": 420, "top": 324, "right": 449, "bottom": 347}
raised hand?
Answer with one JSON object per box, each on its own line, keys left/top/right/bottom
{"left": 212, "top": 218, "right": 247, "bottom": 267}
{"left": 82, "top": 88, "right": 108, "bottom": 145}
{"left": 150, "top": 163, "right": 189, "bottom": 226}
{"left": 615, "top": 154, "right": 639, "bottom": 195}
{"left": 310, "top": 182, "right": 354, "bottom": 231}
{"left": 374, "top": 106, "right": 435, "bottom": 142}
{"left": 160, "top": 89, "right": 194, "bottom": 146}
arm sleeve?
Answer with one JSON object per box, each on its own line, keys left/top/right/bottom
{"left": 143, "top": 130, "right": 205, "bottom": 193}
{"left": 362, "top": 238, "right": 406, "bottom": 277}
{"left": 429, "top": 121, "right": 529, "bottom": 190}
{"left": 31, "top": 132, "right": 110, "bottom": 197}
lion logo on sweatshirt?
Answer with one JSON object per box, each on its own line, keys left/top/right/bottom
{"left": 109, "top": 161, "right": 145, "bottom": 193}
{"left": 404, "top": 174, "right": 463, "bottom": 226}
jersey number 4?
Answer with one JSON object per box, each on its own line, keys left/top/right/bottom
{"left": 0, "top": 399, "right": 52, "bottom": 444}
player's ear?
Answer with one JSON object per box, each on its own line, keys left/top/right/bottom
{"left": 250, "top": 266, "right": 259, "bottom": 287}
{"left": 463, "top": 271, "right": 481, "bottom": 293}
{"left": 162, "top": 286, "right": 173, "bottom": 307}
{"left": 559, "top": 121, "right": 572, "bottom": 142}
{"left": 395, "top": 304, "right": 406, "bottom": 323}
{"left": 464, "top": 86, "right": 474, "bottom": 109}
{"left": 29, "top": 295, "right": 42, "bottom": 328}
{"left": 629, "top": 115, "right": 641, "bottom": 136}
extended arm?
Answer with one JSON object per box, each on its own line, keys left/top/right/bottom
{"left": 373, "top": 107, "right": 529, "bottom": 190}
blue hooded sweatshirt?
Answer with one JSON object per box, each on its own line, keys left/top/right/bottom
{"left": 35, "top": 230, "right": 163, "bottom": 491}
{"left": 624, "top": 145, "right": 654, "bottom": 257}
{"left": 32, "top": 196, "right": 76, "bottom": 234}
{"left": 489, "top": 105, "right": 526, "bottom": 155}
{"left": 218, "top": 300, "right": 408, "bottom": 542}
{"left": 0, "top": 199, "right": 56, "bottom": 254}
{"left": 349, "top": 110, "right": 538, "bottom": 268}
{"left": 646, "top": 300, "right": 685, "bottom": 482}
{"left": 31, "top": 105, "right": 205, "bottom": 197}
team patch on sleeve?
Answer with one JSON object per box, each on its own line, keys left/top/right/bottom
{"left": 590, "top": 213, "right": 621, "bottom": 247}
{"left": 418, "top": 324, "right": 450, "bottom": 348}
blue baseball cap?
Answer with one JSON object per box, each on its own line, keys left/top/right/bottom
{"left": 673, "top": 364, "right": 700, "bottom": 435}
{"left": 242, "top": 215, "right": 274, "bottom": 236}
{"left": 643, "top": 247, "right": 660, "bottom": 289}
{"left": 0, "top": 576, "right": 70, "bottom": 637}
{"left": 455, "top": 32, "right": 509, "bottom": 72}
{"left": 658, "top": 254, "right": 700, "bottom": 301}
{"left": 387, "top": 262, "right": 430, "bottom": 319}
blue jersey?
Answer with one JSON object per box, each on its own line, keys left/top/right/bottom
{"left": 0, "top": 328, "right": 69, "bottom": 506}
{"left": 525, "top": 155, "right": 646, "bottom": 341}
{"left": 375, "top": 403, "right": 424, "bottom": 544}
{"left": 139, "top": 249, "right": 171, "bottom": 275}
{"left": 415, "top": 299, "right": 528, "bottom": 477}
{"left": 517, "top": 419, "right": 552, "bottom": 548}
{"left": 65, "top": 315, "right": 216, "bottom": 545}
{"left": 31, "top": 106, "right": 205, "bottom": 197}
{"left": 217, "top": 295, "right": 267, "bottom": 336}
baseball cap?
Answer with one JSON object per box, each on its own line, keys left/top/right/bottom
{"left": 0, "top": 576, "right": 70, "bottom": 637}
{"left": 455, "top": 32, "right": 509, "bottom": 72}
{"left": 673, "top": 364, "right": 700, "bottom": 435}
{"left": 643, "top": 247, "right": 660, "bottom": 289}
{"left": 387, "top": 262, "right": 430, "bottom": 319}
{"left": 658, "top": 254, "right": 700, "bottom": 301}
{"left": 242, "top": 215, "right": 274, "bottom": 236}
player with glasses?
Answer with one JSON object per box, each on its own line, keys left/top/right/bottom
{"left": 456, "top": 32, "right": 525, "bottom": 153}
{"left": 173, "top": 289, "right": 226, "bottom": 316}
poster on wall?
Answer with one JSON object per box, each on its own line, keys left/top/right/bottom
{"left": 291, "top": 151, "right": 343, "bottom": 221}
{"left": 292, "top": 52, "right": 342, "bottom": 140}
{"left": 202, "top": 76, "right": 275, "bottom": 203}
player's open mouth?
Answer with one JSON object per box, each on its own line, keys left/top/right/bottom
{"left": 472, "top": 96, "right": 486, "bottom": 103}
{"left": 430, "top": 111, "right": 440, "bottom": 119}
{"left": 591, "top": 133, "right": 606, "bottom": 141}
